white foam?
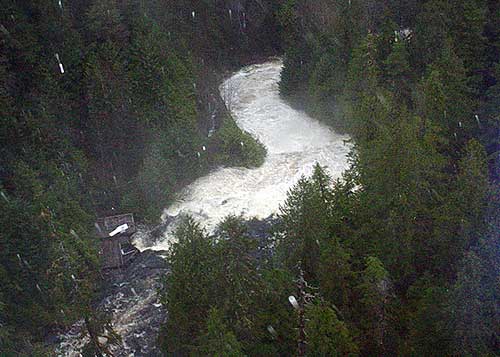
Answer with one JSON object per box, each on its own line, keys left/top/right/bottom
{"left": 146, "top": 60, "right": 350, "bottom": 251}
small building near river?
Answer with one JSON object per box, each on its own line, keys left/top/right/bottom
{"left": 96, "top": 213, "right": 137, "bottom": 269}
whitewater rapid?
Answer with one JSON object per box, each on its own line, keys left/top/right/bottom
{"left": 142, "top": 60, "right": 351, "bottom": 250}
{"left": 56, "top": 60, "right": 351, "bottom": 357}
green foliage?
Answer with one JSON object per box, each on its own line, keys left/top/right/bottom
{"left": 276, "top": 164, "right": 334, "bottom": 281}
{"left": 356, "top": 257, "right": 393, "bottom": 355}
{"left": 276, "top": 2, "right": 498, "bottom": 354}
{"left": 480, "top": 62, "right": 500, "bottom": 180}
{"left": 305, "top": 302, "right": 359, "bottom": 356}
{"left": 0, "top": 289, "right": 12, "bottom": 352}
{"left": 278, "top": 0, "right": 365, "bottom": 129}
{"left": 354, "top": 110, "right": 449, "bottom": 281}
{"left": 411, "top": 0, "right": 455, "bottom": 71}
{"left": 85, "top": 0, "right": 128, "bottom": 45}
{"left": 214, "top": 217, "right": 261, "bottom": 320}
{"left": 426, "top": 41, "right": 476, "bottom": 143}
{"left": 383, "top": 41, "right": 412, "bottom": 101}
{"left": 249, "top": 269, "right": 296, "bottom": 356}
{"left": 342, "top": 33, "right": 385, "bottom": 139}
{"left": 198, "top": 308, "right": 246, "bottom": 357}
{"left": 317, "top": 239, "right": 354, "bottom": 313}
{"left": 447, "top": 222, "right": 500, "bottom": 356}
{"left": 212, "top": 116, "right": 267, "bottom": 168}
{"left": 161, "top": 212, "right": 312, "bottom": 355}
{"left": 452, "top": 140, "right": 489, "bottom": 240}
{"left": 0, "top": 181, "right": 101, "bottom": 346}
{"left": 160, "top": 217, "right": 216, "bottom": 355}
{"left": 276, "top": 0, "right": 300, "bottom": 50}
{"left": 412, "top": 0, "right": 487, "bottom": 88}
{"left": 405, "top": 280, "right": 453, "bottom": 356}
{"left": 0, "top": 27, "right": 102, "bottom": 343}
{"left": 2, "top": 0, "right": 498, "bottom": 355}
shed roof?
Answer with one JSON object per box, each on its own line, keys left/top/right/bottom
{"left": 96, "top": 213, "right": 136, "bottom": 238}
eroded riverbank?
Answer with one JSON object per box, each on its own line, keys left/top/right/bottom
{"left": 138, "top": 60, "right": 351, "bottom": 251}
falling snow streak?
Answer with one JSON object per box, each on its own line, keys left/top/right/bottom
{"left": 135, "top": 60, "right": 351, "bottom": 251}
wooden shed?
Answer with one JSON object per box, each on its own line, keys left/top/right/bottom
{"left": 96, "top": 213, "right": 137, "bottom": 269}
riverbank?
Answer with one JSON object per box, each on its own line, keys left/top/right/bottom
{"left": 53, "top": 213, "right": 277, "bottom": 356}
{"left": 54, "top": 59, "right": 351, "bottom": 355}
{"left": 143, "top": 60, "right": 350, "bottom": 251}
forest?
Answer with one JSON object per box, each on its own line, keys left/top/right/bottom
{"left": 1, "top": 0, "right": 499, "bottom": 356}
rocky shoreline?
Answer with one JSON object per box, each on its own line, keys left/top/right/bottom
{"left": 54, "top": 248, "right": 168, "bottom": 356}
{"left": 54, "top": 215, "right": 275, "bottom": 356}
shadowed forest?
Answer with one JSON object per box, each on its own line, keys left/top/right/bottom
{"left": 1, "top": 0, "right": 499, "bottom": 356}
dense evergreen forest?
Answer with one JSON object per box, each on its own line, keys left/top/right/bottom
{"left": 161, "top": 0, "right": 499, "bottom": 356}
{"left": 1, "top": 0, "right": 499, "bottom": 356}
{"left": 0, "top": 0, "right": 276, "bottom": 354}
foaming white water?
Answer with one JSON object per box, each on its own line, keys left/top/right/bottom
{"left": 143, "top": 60, "right": 351, "bottom": 250}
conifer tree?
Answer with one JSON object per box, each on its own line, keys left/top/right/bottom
{"left": 213, "top": 216, "right": 262, "bottom": 344}
{"left": 411, "top": 0, "right": 454, "bottom": 71}
{"left": 356, "top": 256, "right": 393, "bottom": 355}
{"left": 448, "top": 237, "right": 499, "bottom": 356}
{"left": 343, "top": 32, "right": 386, "bottom": 140}
{"left": 405, "top": 280, "right": 453, "bottom": 356}
{"left": 198, "top": 308, "right": 246, "bottom": 357}
{"left": 448, "top": 0, "right": 488, "bottom": 90}
{"left": 278, "top": 0, "right": 312, "bottom": 97}
{"left": 250, "top": 269, "right": 296, "bottom": 356}
{"left": 454, "top": 140, "right": 489, "bottom": 242}
{"left": 428, "top": 40, "right": 476, "bottom": 147}
{"left": 480, "top": 63, "right": 500, "bottom": 181}
{"left": 317, "top": 239, "right": 354, "bottom": 314}
{"left": 0, "top": 277, "right": 12, "bottom": 351}
{"left": 383, "top": 40, "right": 412, "bottom": 102}
{"left": 161, "top": 217, "right": 216, "bottom": 355}
{"left": 277, "top": 164, "right": 334, "bottom": 281}
{"left": 305, "top": 302, "right": 358, "bottom": 356}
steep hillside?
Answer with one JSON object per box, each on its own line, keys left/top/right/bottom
{"left": 0, "top": 1, "right": 280, "bottom": 354}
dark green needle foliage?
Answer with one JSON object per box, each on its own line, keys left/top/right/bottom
{"left": 161, "top": 1, "right": 499, "bottom": 355}
{"left": 305, "top": 302, "right": 358, "bottom": 356}
{"left": 1, "top": 0, "right": 274, "bottom": 354}
{"left": 273, "top": 0, "right": 499, "bottom": 355}
{"left": 198, "top": 308, "right": 246, "bottom": 357}
{"left": 1, "top": 0, "right": 499, "bottom": 355}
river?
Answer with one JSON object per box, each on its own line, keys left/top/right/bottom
{"left": 139, "top": 59, "right": 351, "bottom": 251}
{"left": 56, "top": 59, "right": 351, "bottom": 356}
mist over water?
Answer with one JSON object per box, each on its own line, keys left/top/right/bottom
{"left": 140, "top": 60, "right": 351, "bottom": 250}
{"left": 57, "top": 60, "right": 352, "bottom": 356}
